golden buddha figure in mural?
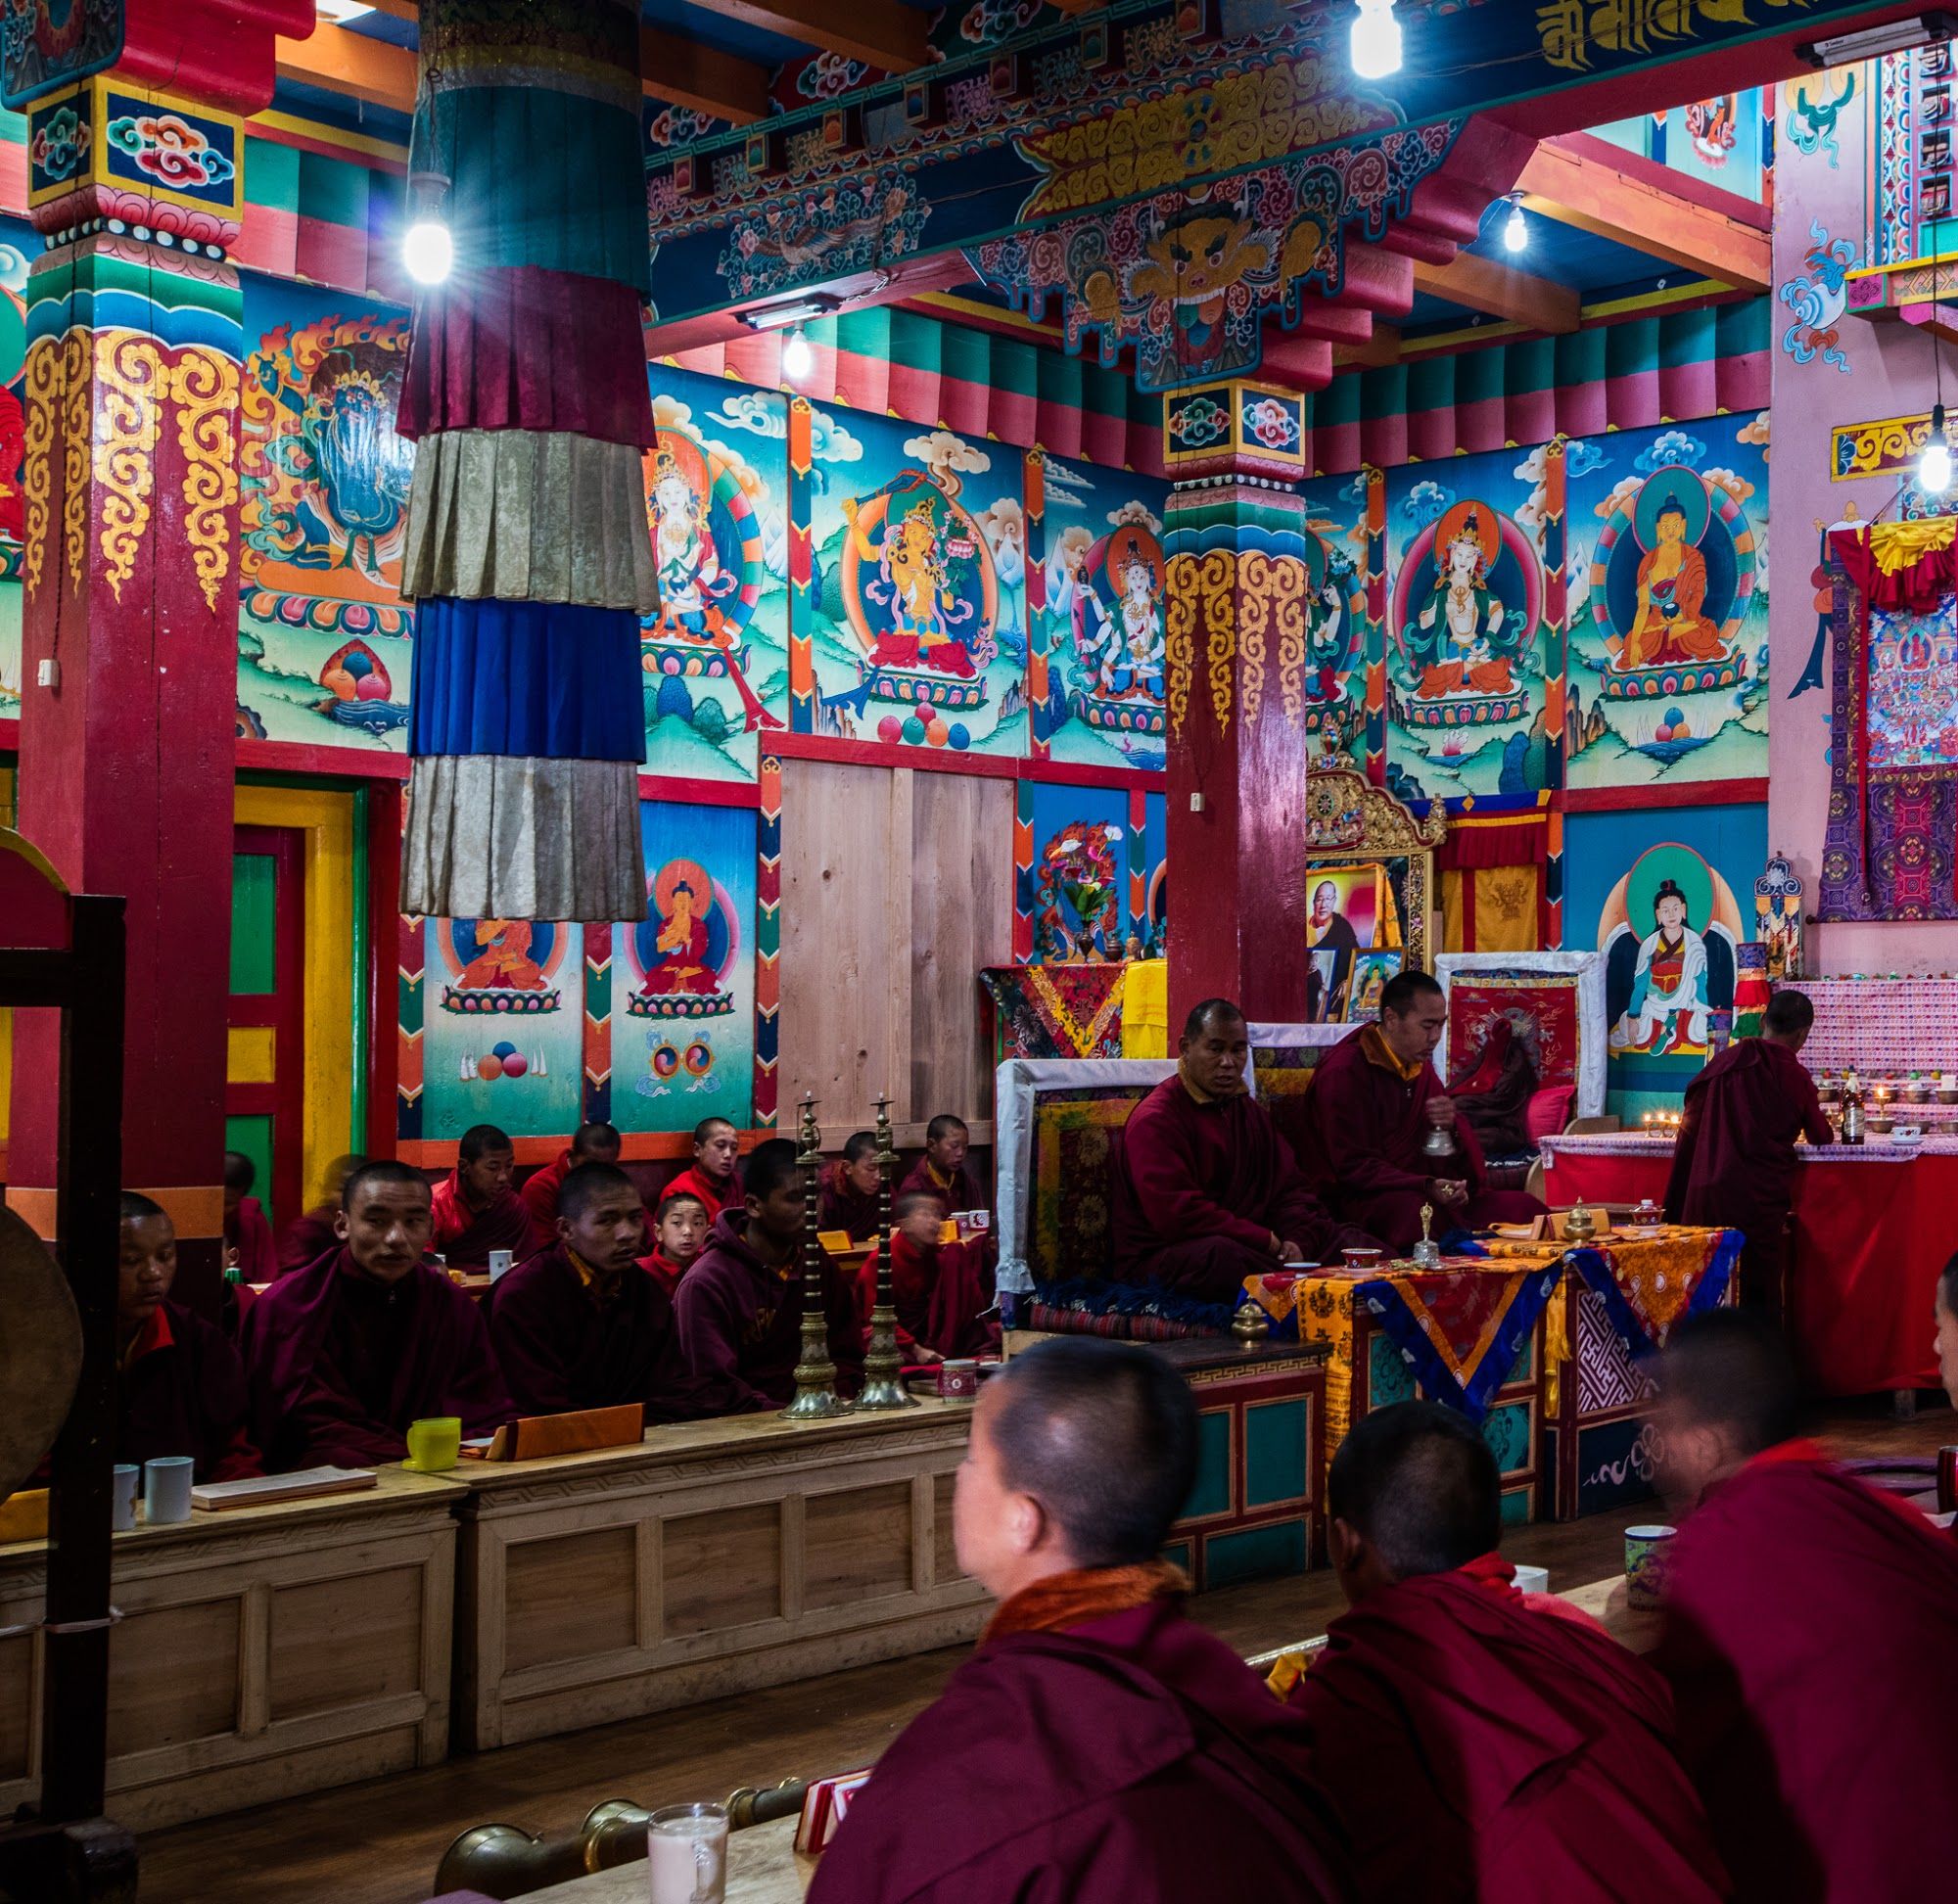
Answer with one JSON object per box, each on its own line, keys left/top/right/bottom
{"left": 1618, "top": 496, "right": 1727, "bottom": 671}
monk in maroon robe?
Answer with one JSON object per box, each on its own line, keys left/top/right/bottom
{"left": 223, "top": 1152, "right": 277, "bottom": 1283}
{"left": 490, "top": 1163, "right": 728, "bottom": 1421}
{"left": 660, "top": 1115, "right": 743, "bottom": 1226}
{"left": 244, "top": 1161, "right": 510, "bottom": 1469}
{"left": 898, "top": 1114, "right": 986, "bottom": 1216}
{"left": 428, "top": 1124, "right": 534, "bottom": 1271}
{"left": 1664, "top": 990, "right": 1831, "bottom": 1318}
{"left": 118, "top": 1194, "right": 261, "bottom": 1482}
{"left": 1936, "top": 1254, "right": 1958, "bottom": 1417}
{"left": 1302, "top": 971, "right": 1545, "bottom": 1249}
{"left": 517, "top": 1120, "right": 621, "bottom": 1253}
{"left": 1287, "top": 1400, "right": 1726, "bottom": 1900}
{"left": 864, "top": 1190, "right": 997, "bottom": 1362}
{"left": 818, "top": 1131, "right": 883, "bottom": 1239}
{"left": 811, "top": 1338, "right": 1346, "bottom": 1903}
{"left": 277, "top": 1154, "right": 364, "bottom": 1277}
{"left": 637, "top": 1188, "right": 710, "bottom": 1298}
{"left": 674, "top": 1139, "right": 862, "bottom": 1411}
{"left": 1111, "top": 998, "right": 1375, "bottom": 1300}
{"left": 1650, "top": 1310, "right": 1958, "bottom": 1899}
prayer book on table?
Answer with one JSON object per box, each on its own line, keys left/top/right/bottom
{"left": 470, "top": 1404, "right": 644, "bottom": 1462}
{"left": 795, "top": 1768, "right": 873, "bottom": 1853}
{"left": 191, "top": 1467, "right": 378, "bottom": 1511}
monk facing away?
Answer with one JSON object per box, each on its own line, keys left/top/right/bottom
{"left": 428, "top": 1124, "right": 534, "bottom": 1271}
{"left": 490, "top": 1164, "right": 728, "bottom": 1422}
{"left": 1285, "top": 1400, "right": 1727, "bottom": 1902}
{"left": 1649, "top": 1310, "right": 1958, "bottom": 1901}
{"left": 517, "top": 1119, "right": 622, "bottom": 1252}
{"left": 244, "top": 1160, "right": 510, "bottom": 1470}
{"left": 1664, "top": 989, "right": 1831, "bottom": 1318}
{"left": 1111, "top": 997, "right": 1376, "bottom": 1300}
{"left": 1302, "top": 970, "right": 1545, "bottom": 1250}
{"left": 810, "top": 1338, "right": 1347, "bottom": 1903}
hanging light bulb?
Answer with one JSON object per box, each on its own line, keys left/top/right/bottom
{"left": 1921, "top": 401, "right": 1953, "bottom": 494}
{"left": 402, "top": 218, "right": 453, "bottom": 285}
{"left": 1351, "top": 0, "right": 1402, "bottom": 79}
{"left": 1503, "top": 195, "right": 1528, "bottom": 253}
{"left": 781, "top": 325, "right": 813, "bottom": 382}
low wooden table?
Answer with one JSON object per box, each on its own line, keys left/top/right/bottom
{"left": 448, "top": 1401, "right": 989, "bottom": 1750}
{"left": 0, "top": 1468, "right": 463, "bottom": 1830}
{"left": 523, "top": 1816, "right": 809, "bottom": 1903}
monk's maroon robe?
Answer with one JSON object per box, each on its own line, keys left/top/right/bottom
{"left": 1110, "top": 1074, "right": 1373, "bottom": 1299}
{"left": 898, "top": 1155, "right": 985, "bottom": 1215}
{"left": 871, "top": 1231, "right": 997, "bottom": 1360}
{"left": 428, "top": 1169, "right": 535, "bottom": 1271}
{"left": 1663, "top": 1039, "right": 1831, "bottom": 1314}
{"left": 120, "top": 1301, "right": 262, "bottom": 1483}
{"left": 488, "top": 1243, "right": 728, "bottom": 1421}
{"left": 1301, "top": 1025, "right": 1545, "bottom": 1249}
{"left": 1654, "top": 1442, "right": 1958, "bottom": 1900}
{"left": 659, "top": 1163, "right": 740, "bottom": 1226}
{"left": 817, "top": 1162, "right": 880, "bottom": 1241}
{"left": 1289, "top": 1554, "right": 1727, "bottom": 1901}
{"left": 242, "top": 1247, "right": 510, "bottom": 1470}
{"left": 674, "top": 1211, "right": 862, "bottom": 1411}
{"left": 277, "top": 1203, "right": 341, "bottom": 1277}
{"left": 810, "top": 1581, "right": 1345, "bottom": 1903}
{"left": 517, "top": 1149, "right": 574, "bottom": 1251}
{"left": 227, "top": 1195, "right": 277, "bottom": 1282}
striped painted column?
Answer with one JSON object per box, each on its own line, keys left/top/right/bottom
{"left": 396, "top": 0, "right": 656, "bottom": 922}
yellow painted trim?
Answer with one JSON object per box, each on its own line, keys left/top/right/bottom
{"left": 248, "top": 107, "right": 410, "bottom": 164}
{"left": 234, "top": 784, "right": 356, "bottom": 1214}
{"left": 227, "top": 1024, "right": 277, "bottom": 1084}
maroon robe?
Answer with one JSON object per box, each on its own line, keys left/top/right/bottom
{"left": 674, "top": 1210, "right": 862, "bottom": 1411}
{"left": 517, "top": 1149, "right": 574, "bottom": 1250}
{"left": 660, "top": 1163, "right": 740, "bottom": 1225}
{"left": 488, "top": 1243, "right": 729, "bottom": 1421}
{"left": 873, "top": 1231, "right": 998, "bottom": 1360}
{"left": 277, "top": 1203, "right": 341, "bottom": 1277}
{"left": 817, "top": 1162, "right": 880, "bottom": 1241}
{"left": 1663, "top": 1039, "right": 1831, "bottom": 1315}
{"left": 1110, "top": 1073, "right": 1374, "bottom": 1300}
{"left": 1301, "top": 1025, "right": 1545, "bottom": 1249}
{"left": 228, "top": 1195, "right": 277, "bottom": 1282}
{"left": 898, "top": 1155, "right": 985, "bottom": 1216}
{"left": 119, "top": 1301, "right": 262, "bottom": 1483}
{"left": 1289, "top": 1553, "right": 1727, "bottom": 1900}
{"left": 1653, "top": 1442, "right": 1958, "bottom": 1900}
{"left": 242, "top": 1247, "right": 511, "bottom": 1470}
{"left": 810, "top": 1577, "right": 1346, "bottom": 1904}
{"left": 429, "top": 1169, "right": 536, "bottom": 1271}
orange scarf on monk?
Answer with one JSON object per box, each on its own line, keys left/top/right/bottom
{"left": 1359, "top": 1021, "right": 1425, "bottom": 1083}
{"left": 982, "top": 1561, "right": 1190, "bottom": 1645}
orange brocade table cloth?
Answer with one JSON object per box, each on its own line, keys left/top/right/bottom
{"left": 1542, "top": 1134, "right": 1949, "bottom": 1396}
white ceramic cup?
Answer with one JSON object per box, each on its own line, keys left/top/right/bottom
{"left": 142, "top": 1456, "right": 195, "bottom": 1525}
{"left": 1512, "top": 1563, "right": 1549, "bottom": 1596}
{"left": 648, "top": 1803, "right": 728, "bottom": 1904}
{"left": 111, "top": 1463, "right": 140, "bottom": 1532}
{"left": 488, "top": 1249, "right": 515, "bottom": 1281}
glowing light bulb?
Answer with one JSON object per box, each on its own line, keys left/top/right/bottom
{"left": 1921, "top": 401, "right": 1953, "bottom": 494}
{"left": 1503, "top": 200, "right": 1528, "bottom": 253}
{"left": 782, "top": 326, "right": 813, "bottom": 382}
{"left": 402, "top": 218, "right": 453, "bottom": 285}
{"left": 1351, "top": 0, "right": 1402, "bottom": 80}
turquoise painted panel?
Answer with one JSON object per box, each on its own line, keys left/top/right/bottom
{"left": 1159, "top": 1539, "right": 1194, "bottom": 1574}
{"left": 1483, "top": 1401, "right": 1533, "bottom": 1475}
{"left": 1244, "top": 1399, "right": 1309, "bottom": 1509}
{"left": 1180, "top": 1409, "right": 1233, "bottom": 1521}
{"left": 1499, "top": 1486, "right": 1533, "bottom": 1528}
{"left": 1203, "top": 1521, "right": 1309, "bottom": 1589}
{"left": 1368, "top": 1331, "right": 1416, "bottom": 1409}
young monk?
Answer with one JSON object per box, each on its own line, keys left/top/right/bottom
{"left": 869, "top": 1189, "right": 996, "bottom": 1362}
{"left": 428, "top": 1124, "right": 534, "bottom": 1271}
{"left": 277, "top": 1153, "right": 365, "bottom": 1277}
{"left": 819, "top": 1131, "right": 883, "bottom": 1240}
{"left": 223, "top": 1150, "right": 277, "bottom": 1282}
{"left": 1285, "top": 1400, "right": 1727, "bottom": 1899}
{"left": 638, "top": 1188, "right": 710, "bottom": 1298}
{"left": 660, "top": 1116, "right": 743, "bottom": 1223}
{"left": 243, "top": 1160, "right": 510, "bottom": 1470}
{"left": 518, "top": 1121, "right": 622, "bottom": 1250}
{"left": 490, "top": 1164, "right": 727, "bottom": 1421}
{"left": 117, "top": 1194, "right": 261, "bottom": 1482}
{"left": 898, "top": 1115, "right": 983, "bottom": 1214}
{"left": 674, "top": 1138, "right": 862, "bottom": 1411}
{"left": 1650, "top": 1310, "right": 1958, "bottom": 1899}
{"left": 1935, "top": 1253, "right": 1958, "bottom": 1413}
{"left": 810, "top": 1339, "right": 1346, "bottom": 1903}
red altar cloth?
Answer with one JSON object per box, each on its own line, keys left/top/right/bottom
{"left": 1543, "top": 1136, "right": 1943, "bottom": 1396}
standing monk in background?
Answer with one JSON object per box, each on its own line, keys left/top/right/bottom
{"left": 1665, "top": 989, "right": 1831, "bottom": 1319}
{"left": 1302, "top": 971, "right": 1544, "bottom": 1249}
{"left": 429, "top": 1124, "right": 534, "bottom": 1271}
{"left": 223, "top": 1151, "right": 277, "bottom": 1282}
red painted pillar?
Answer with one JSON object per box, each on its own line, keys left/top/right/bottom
{"left": 1162, "top": 379, "right": 1321, "bottom": 1035}
{"left": 6, "top": 5, "right": 306, "bottom": 1310}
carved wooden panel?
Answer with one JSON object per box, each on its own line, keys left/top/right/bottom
{"left": 662, "top": 1503, "right": 783, "bottom": 1638}
{"left": 504, "top": 1527, "right": 636, "bottom": 1673}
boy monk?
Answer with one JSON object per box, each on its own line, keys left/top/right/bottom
{"left": 811, "top": 1339, "right": 1346, "bottom": 1902}
{"left": 490, "top": 1164, "right": 725, "bottom": 1420}
{"left": 661, "top": 1116, "right": 743, "bottom": 1223}
{"left": 899, "top": 1115, "right": 984, "bottom": 1215}
{"left": 1650, "top": 1310, "right": 1958, "bottom": 1900}
{"left": 118, "top": 1194, "right": 261, "bottom": 1482}
{"left": 819, "top": 1131, "right": 883, "bottom": 1240}
{"left": 638, "top": 1187, "right": 710, "bottom": 1298}
{"left": 518, "top": 1120, "right": 622, "bottom": 1249}
{"left": 1286, "top": 1400, "right": 1726, "bottom": 1899}
{"left": 223, "top": 1151, "right": 277, "bottom": 1282}
{"left": 675, "top": 1138, "right": 862, "bottom": 1411}
{"left": 872, "top": 1188, "right": 996, "bottom": 1361}
{"left": 243, "top": 1160, "right": 510, "bottom": 1470}
{"left": 429, "top": 1124, "right": 534, "bottom": 1271}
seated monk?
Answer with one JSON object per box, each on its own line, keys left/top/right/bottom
{"left": 1302, "top": 971, "right": 1545, "bottom": 1250}
{"left": 1649, "top": 1311, "right": 1958, "bottom": 1899}
{"left": 490, "top": 1164, "right": 728, "bottom": 1421}
{"left": 1449, "top": 1017, "right": 1539, "bottom": 1159}
{"left": 429, "top": 1124, "right": 534, "bottom": 1271}
{"left": 809, "top": 1338, "right": 1346, "bottom": 1903}
{"left": 1936, "top": 1254, "right": 1958, "bottom": 1423}
{"left": 243, "top": 1160, "right": 510, "bottom": 1470}
{"left": 1664, "top": 989, "right": 1832, "bottom": 1321}
{"left": 117, "top": 1195, "right": 261, "bottom": 1483}
{"left": 223, "top": 1150, "right": 277, "bottom": 1283}
{"left": 866, "top": 1189, "right": 998, "bottom": 1363}
{"left": 1110, "top": 998, "right": 1377, "bottom": 1301}
{"left": 1285, "top": 1401, "right": 1727, "bottom": 1900}
{"left": 898, "top": 1114, "right": 983, "bottom": 1215}
{"left": 675, "top": 1138, "right": 862, "bottom": 1411}
{"left": 518, "top": 1120, "right": 622, "bottom": 1252}
{"left": 277, "top": 1153, "right": 364, "bottom": 1277}
{"left": 819, "top": 1131, "right": 883, "bottom": 1240}
{"left": 660, "top": 1116, "right": 743, "bottom": 1225}
{"left": 637, "top": 1188, "right": 710, "bottom": 1298}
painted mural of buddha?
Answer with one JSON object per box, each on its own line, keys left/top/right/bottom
{"left": 1618, "top": 497, "right": 1726, "bottom": 670}
{"left": 1413, "top": 522, "right": 1514, "bottom": 698}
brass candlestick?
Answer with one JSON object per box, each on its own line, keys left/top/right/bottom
{"left": 856, "top": 1092, "right": 917, "bottom": 1411}
{"left": 781, "top": 1093, "right": 852, "bottom": 1420}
